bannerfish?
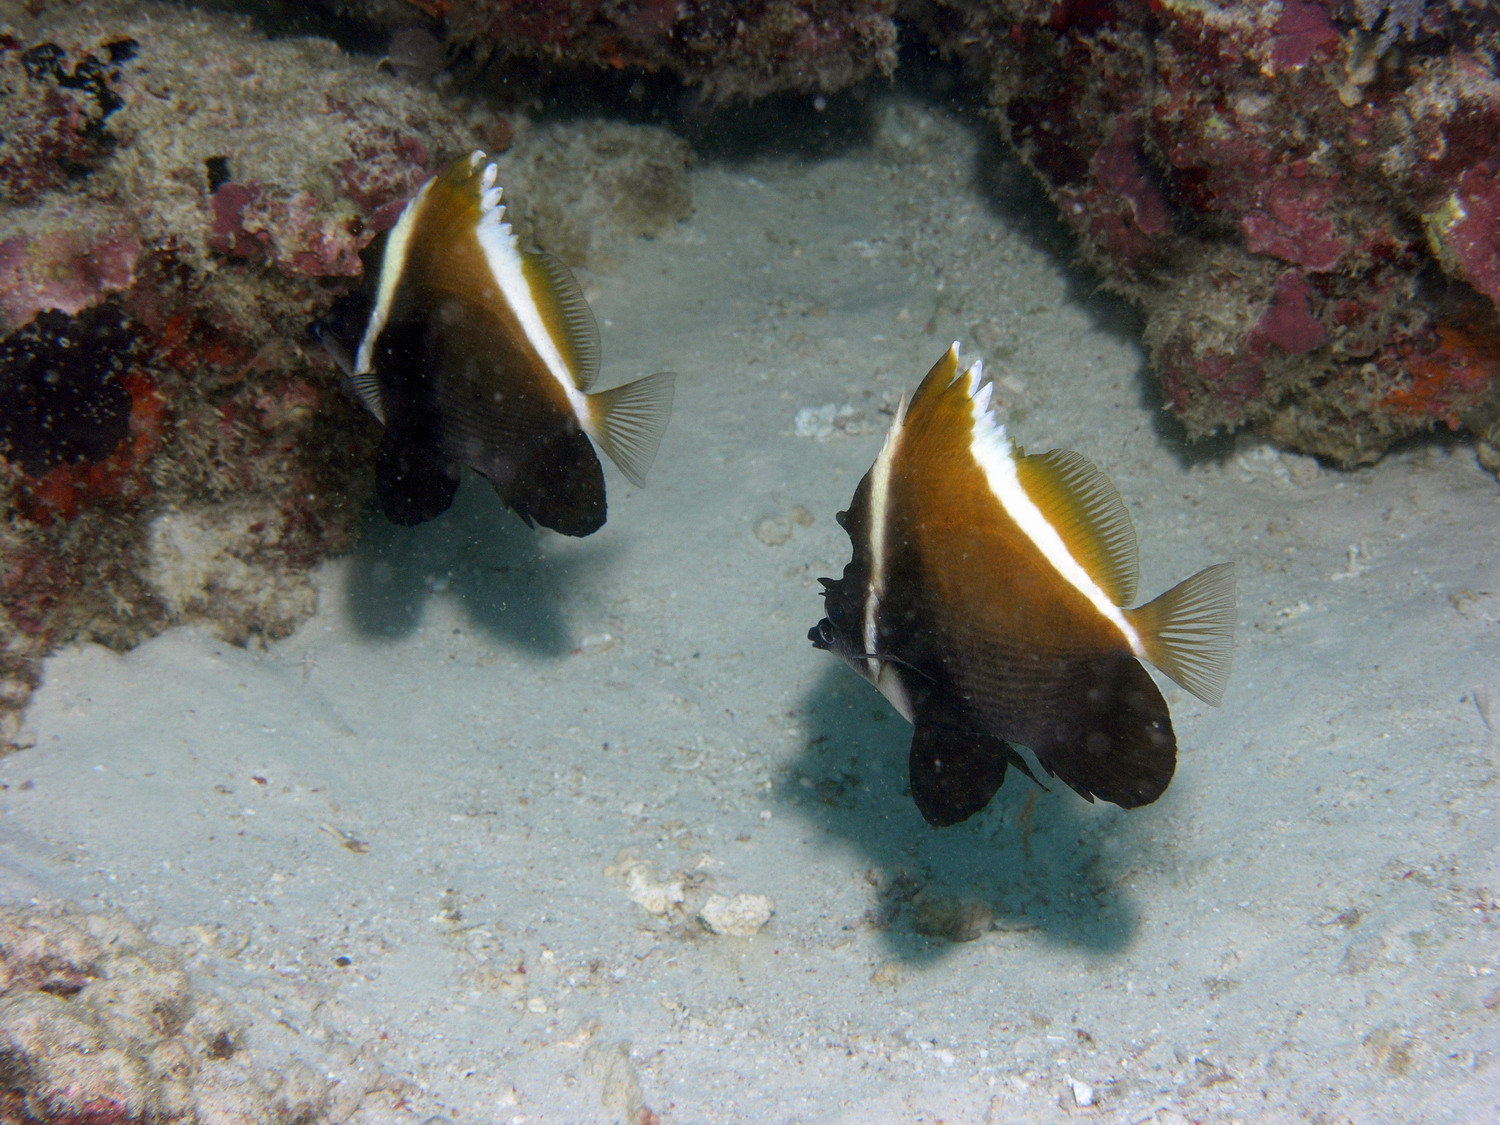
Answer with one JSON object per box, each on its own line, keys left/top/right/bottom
{"left": 810, "top": 343, "right": 1236, "bottom": 827}
{"left": 313, "top": 150, "right": 675, "bottom": 535}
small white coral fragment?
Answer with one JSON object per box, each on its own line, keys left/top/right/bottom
{"left": 698, "top": 893, "right": 774, "bottom": 936}
{"left": 606, "top": 849, "right": 686, "bottom": 918}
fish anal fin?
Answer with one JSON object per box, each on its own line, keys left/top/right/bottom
{"left": 909, "top": 723, "right": 1020, "bottom": 827}
{"left": 587, "top": 371, "right": 676, "bottom": 487}
{"left": 1017, "top": 448, "right": 1140, "bottom": 607}
{"left": 1029, "top": 652, "right": 1177, "bottom": 809}
{"left": 1128, "top": 561, "right": 1237, "bottom": 706}
{"left": 494, "top": 425, "right": 607, "bottom": 537}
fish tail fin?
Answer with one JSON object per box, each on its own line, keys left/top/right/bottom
{"left": 1128, "top": 561, "right": 1237, "bottom": 706}
{"left": 587, "top": 371, "right": 676, "bottom": 487}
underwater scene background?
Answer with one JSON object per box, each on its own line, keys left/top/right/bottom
{"left": 1, "top": 1, "right": 1497, "bottom": 1121}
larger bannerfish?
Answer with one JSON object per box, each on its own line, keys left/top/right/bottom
{"left": 810, "top": 343, "right": 1236, "bottom": 827}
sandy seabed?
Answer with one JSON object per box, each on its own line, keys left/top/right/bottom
{"left": 2, "top": 99, "right": 1498, "bottom": 1124}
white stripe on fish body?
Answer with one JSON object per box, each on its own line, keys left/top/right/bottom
{"left": 354, "top": 175, "right": 434, "bottom": 384}
{"left": 470, "top": 163, "right": 595, "bottom": 430}
{"left": 960, "top": 354, "right": 1147, "bottom": 658}
{"left": 862, "top": 387, "right": 908, "bottom": 685}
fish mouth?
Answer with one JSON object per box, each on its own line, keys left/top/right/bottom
{"left": 808, "top": 619, "right": 835, "bottom": 650}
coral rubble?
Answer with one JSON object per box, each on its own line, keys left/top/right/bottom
{"left": 917, "top": 0, "right": 1500, "bottom": 466}
{"left": 0, "top": 900, "right": 399, "bottom": 1124}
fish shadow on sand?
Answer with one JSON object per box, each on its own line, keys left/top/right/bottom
{"left": 341, "top": 478, "right": 619, "bottom": 657}
{"left": 783, "top": 664, "right": 1149, "bottom": 966}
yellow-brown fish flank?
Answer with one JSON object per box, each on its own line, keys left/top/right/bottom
{"left": 812, "top": 343, "right": 1236, "bottom": 827}
{"left": 313, "top": 151, "right": 673, "bottom": 534}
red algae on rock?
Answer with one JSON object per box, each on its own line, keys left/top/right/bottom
{"left": 0, "top": 0, "right": 486, "bottom": 749}
{"left": 917, "top": 0, "right": 1500, "bottom": 468}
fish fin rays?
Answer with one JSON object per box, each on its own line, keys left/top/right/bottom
{"left": 526, "top": 251, "right": 602, "bottom": 391}
{"left": 1016, "top": 448, "right": 1140, "bottom": 607}
{"left": 1129, "top": 561, "right": 1237, "bottom": 707}
{"left": 344, "top": 370, "right": 387, "bottom": 424}
{"left": 588, "top": 371, "right": 676, "bottom": 488}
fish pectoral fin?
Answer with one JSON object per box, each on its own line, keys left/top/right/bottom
{"left": 587, "top": 371, "right": 676, "bottom": 487}
{"left": 908, "top": 723, "right": 1018, "bottom": 828}
{"left": 1128, "top": 560, "right": 1237, "bottom": 706}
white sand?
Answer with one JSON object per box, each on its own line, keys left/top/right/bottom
{"left": 3, "top": 100, "right": 1498, "bottom": 1123}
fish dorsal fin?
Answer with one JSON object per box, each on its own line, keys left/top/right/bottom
{"left": 905, "top": 340, "right": 965, "bottom": 418}
{"left": 524, "top": 250, "right": 603, "bottom": 391}
{"left": 407, "top": 153, "right": 603, "bottom": 392}
{"left": 898, "top": 342, "right": 991, "bottom": 465}
{"left": 1015, "top": 448, "right": 1140, "bottom": 608}
{"left": 406, "top": 150, "right": 511, "bottom": 288}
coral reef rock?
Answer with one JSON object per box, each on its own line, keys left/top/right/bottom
{"left": 378, "top": 0, "right": 900, "bottom": 101}
{"left": 0, "top": 900, "right": 402, "bottom": 1124}
{"left": 0, "top": 0, "right": 484, "bottom": 750}
{"left": 918, "top": 0, "right": 1500, "bottom": 467}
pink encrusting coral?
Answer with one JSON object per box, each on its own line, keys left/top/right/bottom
{"left": 920, "top": 0, "right": 1500, "bottom": 466}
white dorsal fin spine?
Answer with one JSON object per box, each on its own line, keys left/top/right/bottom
{"left": 463, "top": 166, "right": 597, "bottom": 425}
{"left": 961, "top": 350, "right": 1147, "bottom": 652}
{"left": 1016, "top": 448, "right": 1141, "bottom": 607}
{"left": 1127, "top": 562, "right": 1237, "bottom": 706}
{"left": 587, "top": 371, "right": 676, "bottom": 487}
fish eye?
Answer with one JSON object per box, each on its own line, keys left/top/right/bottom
{"left": 827, "top": 600, "right": 848, "bottom": 627}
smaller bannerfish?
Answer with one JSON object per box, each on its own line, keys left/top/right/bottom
{"left": 810, "top": 343, "right": 1236, "bottom": 827}
{"left": 313, "top": 150, "right": 674, "bottom": 535}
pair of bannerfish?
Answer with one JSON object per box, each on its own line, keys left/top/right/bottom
{"left": 314, "top": 151, "right": 1237, "bottom": 828}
